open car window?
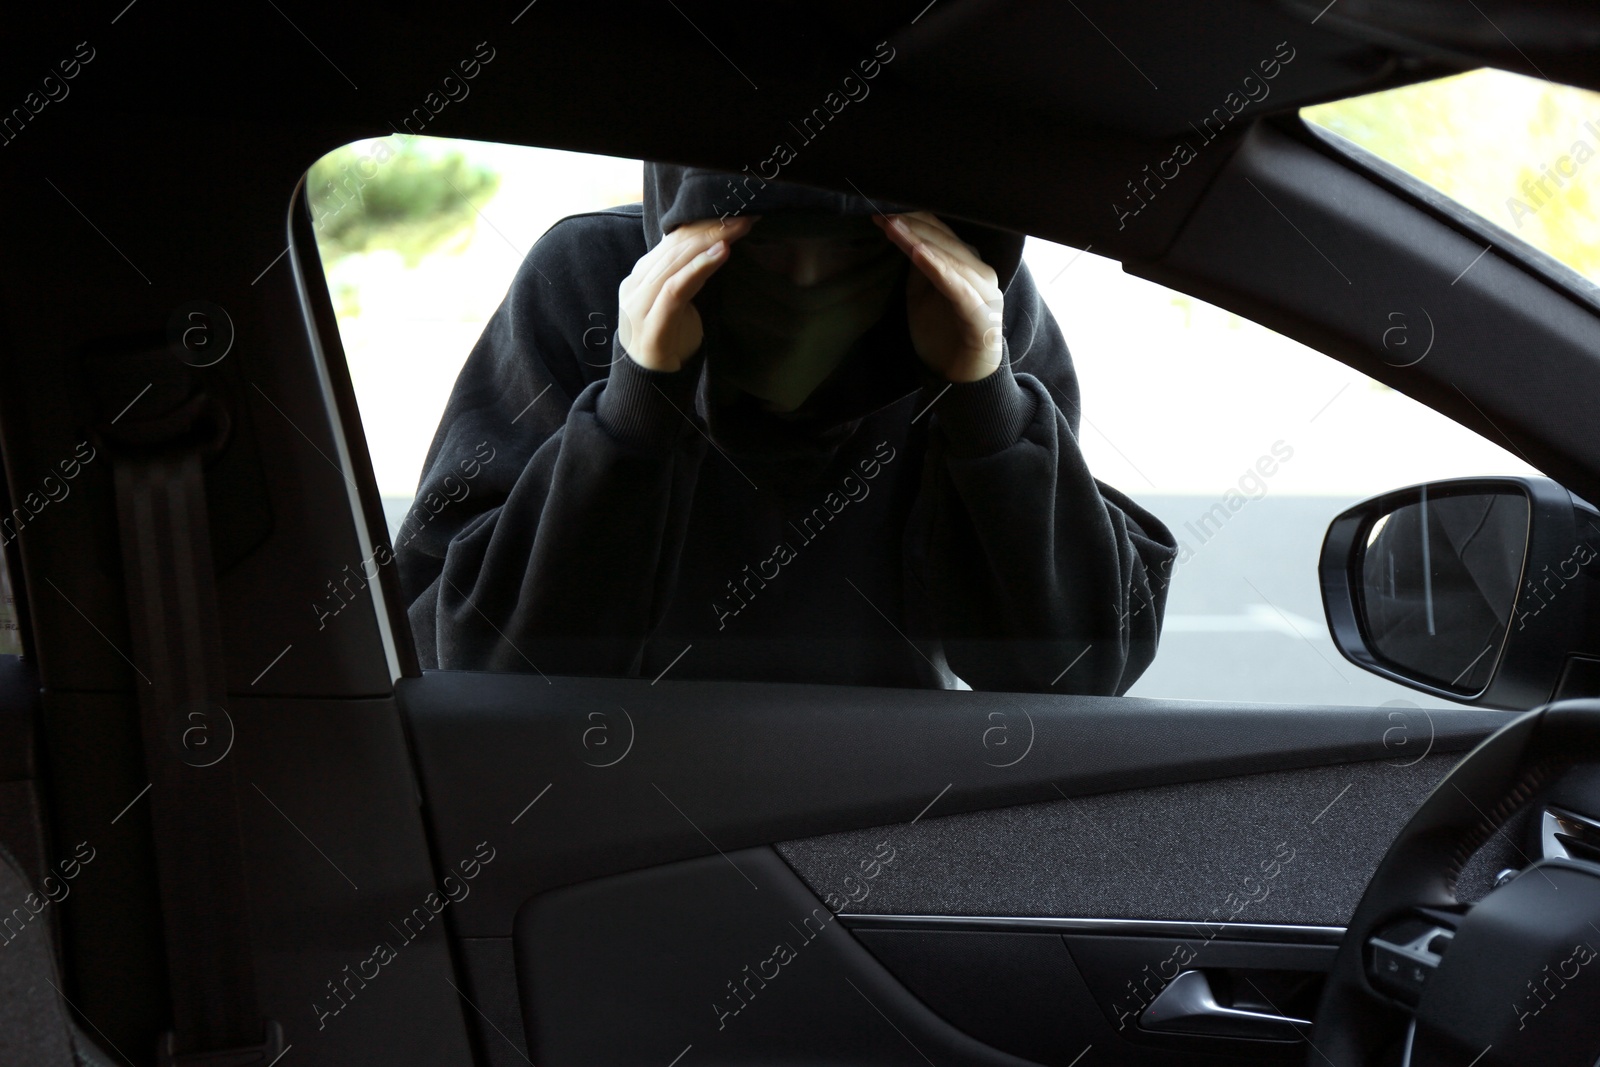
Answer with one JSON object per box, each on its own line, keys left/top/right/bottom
{"left": 309, "top": 136, "right": 1536, "bottom": 706}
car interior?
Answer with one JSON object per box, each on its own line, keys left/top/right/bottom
{"left": 5, "top": 1, "right": 1600, "bottom": 1065}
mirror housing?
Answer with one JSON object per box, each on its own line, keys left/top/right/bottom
{"left": 1320, "top": 477, "right": 1600, "bottom": 709}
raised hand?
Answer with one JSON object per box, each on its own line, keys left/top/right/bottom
{"left": 873, "top": 210, "right": 1005, "bottom": 383}
{"left": 616, "top": 216, "right": 758, "bottom": 372}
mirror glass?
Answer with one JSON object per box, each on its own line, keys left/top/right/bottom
{"left": 1359, "top": 488, "right": 1529, "bottom": 692}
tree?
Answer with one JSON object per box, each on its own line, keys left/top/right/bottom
{"left": 308, "top": 137, "right": 501, "bottom": 266}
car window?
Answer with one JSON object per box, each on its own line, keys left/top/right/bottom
{"left": 310, "top": 135, "right": 1536, "bottom": 706}
{"left": 1302, "top": 68, "right": 1600, "bottom": 291}
{"left": 308, "top": 137, "right": 645, "bottom": 512}
{"left": 1024, "top": 240, "right": 1534, "bottom": 706}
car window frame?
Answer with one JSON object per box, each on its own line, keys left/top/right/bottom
{"left": 1296, "top": 113, "right": 1600, "bottom": 316}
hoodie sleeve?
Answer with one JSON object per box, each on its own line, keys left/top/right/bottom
{"left": 903, "top": 259, "right": 1179, "bottom": 694}
{"left": 394, "top": 211, "right": 708, "bottom": 675}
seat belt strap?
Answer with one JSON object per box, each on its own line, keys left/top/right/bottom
{"left": 102, "top": 367, "right": 281, "bottom": 1064}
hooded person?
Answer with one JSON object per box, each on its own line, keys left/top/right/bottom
{"left": 394, "top": 162, "right": 1180, "bottom": 692}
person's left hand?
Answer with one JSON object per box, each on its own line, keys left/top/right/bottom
{"left": 873, "top": 211, "right": 1004, "bottom": 383}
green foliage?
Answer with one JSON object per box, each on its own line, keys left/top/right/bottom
{"left": 308, "top": 138, "right": 501, "bottom": 266}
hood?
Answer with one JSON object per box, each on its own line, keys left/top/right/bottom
{"left": 642, "top": 163, "right": 1027, "bottom": 289}
{"left": 639, "top": 163, "right": 1027, "bottom": 484}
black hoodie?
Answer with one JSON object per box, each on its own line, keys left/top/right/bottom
{"left": 395, "top": 163, "right": 1179, "bottom": 692}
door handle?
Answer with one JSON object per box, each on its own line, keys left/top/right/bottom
{"left": 1140, "top": 970, "right": 1310, "bottom": 1041}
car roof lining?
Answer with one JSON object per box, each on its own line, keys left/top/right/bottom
{"left": 5, "top": 0, "right": 1541, "bottom": 263}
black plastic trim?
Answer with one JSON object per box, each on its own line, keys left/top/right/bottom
{"left": 1296, "top": 117, "right": 1600, "bottom": 317}
{"left": 287, "top": 176, "right": 418, "bottom": 681}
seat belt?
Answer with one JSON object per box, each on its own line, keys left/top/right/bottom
{"left": 97, "top": 346, "right": 283, "bottom": 1065}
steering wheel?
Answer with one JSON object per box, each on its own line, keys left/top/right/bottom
{"left": 1310, "top": 701, "right": 1600, "bottom": 1066}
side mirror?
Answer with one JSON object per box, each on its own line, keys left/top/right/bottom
{"left": 1320, "top": 477, "right": 1600, "bottom": 709}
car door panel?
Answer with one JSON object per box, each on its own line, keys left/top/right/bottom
{"left": 518, "top": 846, "right": 1041, "bottom": 1066}
{"left": 397, "top": 673, "right": 1506, "bottom": 939}
{"left": 397, "top": 671, "right": 1512, "bottom": 1063}
{"left": 773, "top": 753, "right": 1511, "bottom": 926}
{"left": 521, "top": 860, "right": 1337, "bottom": 1066}
{"left": 231, "top": 694, "right": 477, "bottom": 1064}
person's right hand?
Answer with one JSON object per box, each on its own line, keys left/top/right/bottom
{"left": 617, "top": 216, "right": 757, "bottom": 372}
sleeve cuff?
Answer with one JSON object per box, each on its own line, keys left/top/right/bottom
{"left": 920, "top": 354, "right": 1036, "bottom": 458}
{"left": 595, "top": 338, "right": 702, "bottom": 450}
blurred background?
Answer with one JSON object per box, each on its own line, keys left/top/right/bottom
{"left": 304, "top": 68, "right": 1599, "bottom": 706}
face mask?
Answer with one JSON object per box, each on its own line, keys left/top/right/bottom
{"left": 710, "top": 218, "right": 905, "bottom": 413}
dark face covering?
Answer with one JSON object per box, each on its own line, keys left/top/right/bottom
{"left": 638, "top": 163, "right": 1027, "bottom": 438}
{"left": 709, "top": 213, "right": 906, "bottom": 413}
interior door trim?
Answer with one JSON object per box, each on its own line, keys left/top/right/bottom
{"left": 399, "top": 670, "right": 1510, "bottom": 938}
{"left": 841, "top": 913, "right": 1347, "bottom": 945}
